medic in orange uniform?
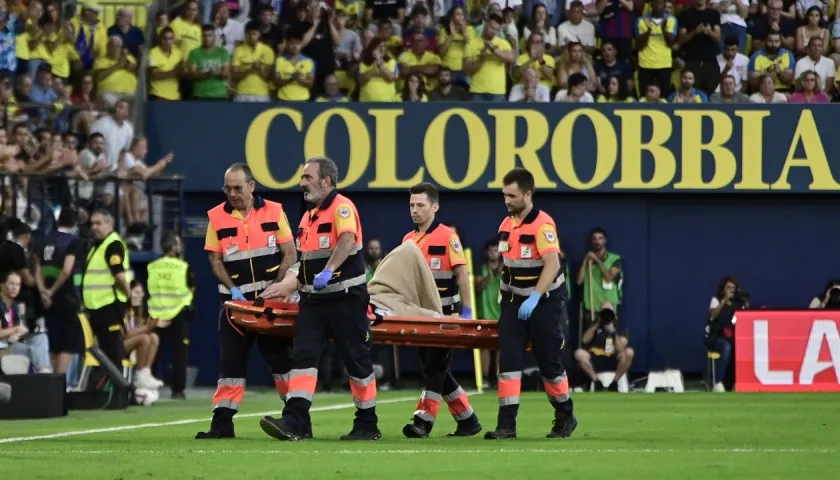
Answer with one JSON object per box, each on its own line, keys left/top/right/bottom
{"left": 196, "top": 163, "right": 298, "bottom": 439}
{"left": 401, "top": 182, "right": 482, "bottom": 438}
{"left": 484, "top": 168, "right": 578, "bottom": 440}
{"left": 259, "top": 157, "right": 381, "bottom": 441}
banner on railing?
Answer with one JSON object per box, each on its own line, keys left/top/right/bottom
{"left": 146, "top": 103, "right": 840, "bottom": 193}
{"left": 735, "top": 310, "right": 840, "bottom": 392}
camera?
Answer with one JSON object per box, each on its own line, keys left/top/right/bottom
{"left": 598, "top": 308, "right": 616, "bottom": 328}
{"left": 731, "top": 288, "right": 750, "bottom": 309}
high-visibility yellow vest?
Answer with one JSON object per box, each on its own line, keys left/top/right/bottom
{"left": 82, "top": 231, "right": 132, "bottom": 310}
{"left": 146, "top": 256, "right": 193, "bottom": 321}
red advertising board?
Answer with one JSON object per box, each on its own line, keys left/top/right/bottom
{"left": 735, "top": 311, "right": 840, "bottom": 392}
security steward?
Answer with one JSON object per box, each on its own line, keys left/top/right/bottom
{"left": 259, "top": 157, "right": 381, "bottom": 441}
{"left": 485, "top": 168, "right": 578, "bottom": 440}
{"left": 82, "top": 209, "right": 133, "bottom": 370}
{"left": 401, "top": 182, "right": 482, "bottom": 439}
{"left": 196, "top": 163, "right": 298, "bottom": 440}
{"left": 146, "top": 232, "right": 194, "bottom": 399}
{"left": 34, "top": 207, "right": 84, "bottom": 375}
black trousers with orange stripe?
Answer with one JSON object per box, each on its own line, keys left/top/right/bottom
{"left": 212, "top": 306, "right": 294, "bottom": 418}
{"left": 414, "top": 347, "right": 477, "bottom": 427}
{"left": 496, "top": 295, "right": 574, "bottom": 430}
{"left": 282, "top": 292, "right": 378, "bottom": 431}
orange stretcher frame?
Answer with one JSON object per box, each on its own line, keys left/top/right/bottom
{"left": 223, "top": 300, "right": 500, "bottom": 350}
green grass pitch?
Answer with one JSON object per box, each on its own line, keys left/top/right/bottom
{"left": 1, "top": 390, "right": 838, "bottom": 479}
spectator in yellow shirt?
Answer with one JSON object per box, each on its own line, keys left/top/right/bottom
{"left": 636, "top": 0, "right": 678, "bottom": 98}
{"left": 399, "top": 72, "right": 428, "bottom": 101}
{"left": 36, "top": 19, "right": 81, "bottom": 85}
{"left": 170, "top": 0, "right": 202, "bottom": 59}
{"left": 231, "top": 21, "right": 275, "bottom": 102}
{"left": 357, "top": 37, "right": 398, "bottom": 102}
{"left": 463, "top": 14, "right": 514, "bottom": 101}
{"left": 274, "top": 34, "right": 315, "bottom": 101}
{"left": 147, "top": 28, "right": 183, "bottom": 101}
{"left": 640, "top": 83, "right": 667, "bottom": 102}
{"left": 397, "top": 32, "right": 441, "bottom": 92}
{"left": 515, "top": 32, "right": 555, "bottom": 91}
{"left": 437, "top": 6, "right": 475, "bottom": 88}
{"left": 70, "top": 6, "right": 107, "bottom": 70}
{"left": 597, "top": 74, "right": 635, "bottom": 102}
{"left": 315, "top": 74, "right": 350, "bottom": 102}
{"left": 94, "top": 36, "right": 138, "bottom": 107}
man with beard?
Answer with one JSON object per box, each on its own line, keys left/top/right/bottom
{"left": 748, "top": 31, "right": 795, "bottom": 93}
{"left": 485, "top": 168, "right": 577, "bottom": 440}
{"left": 428, "top": 67, "right": 471, "bottom": 101}
{"left": 259, "top": 157, "right": 381, "bottom": 441}
{"left": 401, "top": 182, "right": 482, "bottom": 439}
{"left": 196, "top": 163, "right": 297, "bottom": 439}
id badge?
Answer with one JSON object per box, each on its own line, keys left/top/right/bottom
{"left": 520, "top": 245, "right": 532, "bottom": 259}
{"left": 319, "top": 236, "right": 331, "bottom": 249}
{"left": 430, "top": 258, "right": 442, "bottom": 270}
{"left": 268, "top": 235, "right": 276, "bottom": 247}
{"left": 499, "top": 241, "right": 510, "bottom": 252}
{"left": 225, "top": 243, "right": 239, "bottom": 256}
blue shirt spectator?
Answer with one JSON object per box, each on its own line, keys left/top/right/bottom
{"left": 0, "top": 13, "right": 17, "bottom": 76}
{"left": 107, "top": 9, "right": 146, "bottom": 57}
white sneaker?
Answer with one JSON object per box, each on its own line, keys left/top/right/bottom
{"left": 134, "top": 369, "right": 164, "bottom": 389}
{"left": 712, "top": 382, "right": 726, "bottom": 393}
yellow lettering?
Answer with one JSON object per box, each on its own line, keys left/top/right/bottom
{"left": 487, "top": 110, "right": 556, "bottom": 189}
{"left": 304, "top": 108, "right": 370, "bottom": 188}
{"left": 551, "top": 109, "right": 617, "bottom": 190}
{"left": 245, "top": 108, "right": 303, "bottom": 189}
{"left": 734, "top": 110, "right": 771, "bottom": 190}
{"left": 673, "top": 110, "right": 737, "bottom": 190}
{"left": 771, "top": 110, "right": 840, "bottom": 191}
{"left": 367, "top": 108, "right": 415, "bottom": 188}
{"left": 613, "top": 110, "right": 676, "bottom": 189}
{"left": 424, "top": 109, "right": 490, "bottom": 189}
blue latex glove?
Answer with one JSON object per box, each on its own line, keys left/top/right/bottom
{"left": 230, "top": 287, "right": 246, "bottom": 301}
{"left": 517, "top": 292, "right": 542, "bottom": 321}
{"left": 313, "top": 269, "right": 334, "bottom": 291}
{"left": 460, "top": 306, "right": 473, "bottom": 319}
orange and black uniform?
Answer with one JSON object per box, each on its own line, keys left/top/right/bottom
{"left": 402, "top": 221, "right": 478, "bottom": 431}
{"left": 495, "top": 208, "right": 574, "bottom": 431}
{"left": 281, "top": 189, "right": 378, "bottom": 432}
{"left": 200, "top": 197, "right": 294, "bottom": 436}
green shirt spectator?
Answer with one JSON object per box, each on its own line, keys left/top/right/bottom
{"left": 188, "top": 27, "right": 232, "bottom": 99}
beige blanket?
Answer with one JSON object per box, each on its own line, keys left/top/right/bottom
{"left": 368, "top": 241, "right": 443, "bottom": 318}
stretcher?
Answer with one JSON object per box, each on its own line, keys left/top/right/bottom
{"left": 223, "top": 299, "right": 500, "bottom": 350}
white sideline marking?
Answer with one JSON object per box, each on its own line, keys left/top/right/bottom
{"left": 0, "top": 395, "right": 423, "bottom": 444}
{"left": 4, "top": 448, "right": 837, "bottom": 455}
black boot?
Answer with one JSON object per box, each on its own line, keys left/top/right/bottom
{"left": 483, "top": 428, "right": 516, "bottom": 440}
{"left": 340, "top": 424, "right": 382, "bottom": 440}
{"left": 546, "top": 411, "right": 578, "bottom": 438}
{"left": 447, "top": 415, "right": 482, "bottom": 437}
{"left": 195, "top": 409, "right": 235, "bottom": 439}
{"left": 402, "top": 417, "right": 433, "bottom": 438}
{"left": 260, "top": 415, "right": 306, "bottom": 441}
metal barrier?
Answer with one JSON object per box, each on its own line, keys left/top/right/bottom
{"left": 0, "top": 171, "right": 185, "bottom": 253}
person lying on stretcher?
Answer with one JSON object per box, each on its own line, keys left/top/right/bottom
{"left": 259, "top": 241, "right": 447, "bottom": 320}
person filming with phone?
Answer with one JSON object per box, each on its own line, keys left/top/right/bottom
{"left": 705, "top": 276, "right": 749, "bottom": 392}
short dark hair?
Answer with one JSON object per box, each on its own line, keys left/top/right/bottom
{"left": 589, "top": 227, "right": 607, "bottom": 239}
{"left": 0, "top": 270, "right": 20, "bottom": 284}
{"left": 724, "top": 36, "right": 739, "bottom": 47}
{"left": 487, "top": 13, "right": 503, "bottom": 24}
{"left": 226, "top": 162, "right": 254, "bottom": 183}
{"left": 160, "top": 231, "right": 180, "bottom": 253}
{"left": 57, "top": 207, "right": 78, "bottom": 228}
{"left": 502, "top": 168, "right": 535, "bottom": 193}
{"left": 408, "top": 182, "right": 439, "bottom": 204}
{"left": 245, "top": 20, "right": 260, "bottom": 32}
{"left": 202, "top": 23, "right": 215, "bottom": 33}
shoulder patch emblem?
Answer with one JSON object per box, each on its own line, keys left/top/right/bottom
{"left": 338, "top": 207, "right": 351, "bottom": 219}
{"left": 544, "top": 230, "right": 556, "bottom": 243}
{"left": 450, "top": 239, "right": 462, "bottom": 253}
{"left": 109, "top": 254, "right": 122, "bottom": 266}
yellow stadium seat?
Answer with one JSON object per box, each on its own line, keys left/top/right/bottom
{"left": 706, "top": 350, "right": 722, "bottom": 390}
{"left": 76, "top": 313, "right": 136, "bottom": 392}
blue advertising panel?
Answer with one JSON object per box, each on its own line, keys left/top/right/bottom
{"left": 147, "top": 103, "right": 840, "bottom": 193}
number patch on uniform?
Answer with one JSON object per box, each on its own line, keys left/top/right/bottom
{"left": 544, "top": 230, "right": 556, "bottom": 243}
{"left": 268, "top": 235, "right": 276, "bottom": 247}
{"left": 520, "top": 246, "right": 532, "bottom": 259}
{"left": 450, "top": 239, "right": 462, "bottom": 253}
{"left": 338, "top": 207, "right": 351, "bottom": 219}
{"left": 319, "top": 236, "right": 331, "bottom": 249}
{"left": 430, "top": 258, "right": 442, "bottom": 270}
